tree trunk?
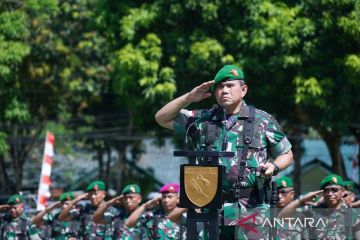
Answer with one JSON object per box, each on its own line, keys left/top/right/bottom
{"left": 116, "top": 143, "right": 126, "bottom": 193}
{"left": 97, "top": 148, "right": 104, "bottom": 180}
{"left": 292, "top": 138, "right": 302, "bottom": 197}
{"left": 288, "top": 124, "right": 305, "bottom": 197}
{"left": 322, "top": 132, "right": 347, "bottom": 178}
{"left": 0, "top": 155, "right": 10, "bottom": 193}
{"left": 116, "top": 110, "right": 134, "bottom": 194}
{"left": 105, "top": 145, "right": 112, "bottom": 188}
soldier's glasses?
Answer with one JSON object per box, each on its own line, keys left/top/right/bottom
{"left": 323, "top": 187, "right": 342, "bottom": 194}
{"left": 278, "top": 190, "right": 293, "bottom": 196}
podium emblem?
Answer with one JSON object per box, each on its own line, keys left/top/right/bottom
{"left": 184, "top": 166, "right": 218, "bottom": 207}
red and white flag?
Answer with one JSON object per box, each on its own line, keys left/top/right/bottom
{"left": 36, "top": 131, "right": 55, "bottom": 211}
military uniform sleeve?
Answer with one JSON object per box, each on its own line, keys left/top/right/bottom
{"left": 266, "top": 116, "right": 292, "bottom": 159}
{"left": 27, "top": 220, "right": 42, "bottom": 240}
{"left": 103, "top": 206, "right": 119, "bottom": 224}
{"left": 173, "top": 109, "right": 190, "bottom": 134}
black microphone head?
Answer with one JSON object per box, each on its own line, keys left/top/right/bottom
{"left": 210, "top": 104, "right": 219, "bottom": 112}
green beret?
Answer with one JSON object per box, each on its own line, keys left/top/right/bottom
{"left": 320, "top": 174, "right": 343, "bottom": 189}
{"left": 276, "top": 176, "right": 294, "bottom": 189}
{"left": 7, "top": 194, "right": 24, "bottom": 205}
{"left": 211, "top": 65, "right": 244, "bottom": 91}
{"left": 121, "top": 184, "right": 141, "bottom": 195}
{"left": 342, "top": 181, "right": 354, "bottom": 192}
{"left": 59, "top": 192, "right": 75, "bottom": 202}
{"left": 86, "top": 180, "right": 106, "bottom": 192}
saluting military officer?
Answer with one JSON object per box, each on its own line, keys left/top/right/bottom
{"left": 32, "top": 192, "right": 81, "bottom": 239}
{"left": 59, "top": 180, "right": 117, "bottom": 239}
{"left": 275, "top": 176, "right": 309, "bottom": 239}
{"left": 280, "top": 174, "right": 360, "bottom": 239}
{"left": 93, "top": 183, "right": 145, "bottom": 239}
{"left": 0, "top": 194, "right": 41, "bottom": 240}
{"left": 126, "top": 183, "right": 186, "bottom": 239}
{"left": 155, "top": 65, "right": 293, "bottom": 239}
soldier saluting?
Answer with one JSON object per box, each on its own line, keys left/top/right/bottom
{"left": 0, "top": 194, "right": 41, "bottom": 240}
{"left": 126, "top": 183, "right": 186, "bottom": 239}
{"left": 32, "top": 192, "right": 81, "bottom": 239}
{"left": 59, "top": 180, "right": 117, "bottom": 239}
{"left": 155, "top": 65, "right": 293, "bottom": 239}
{"left": 93, "top": 184, "right": 145, "bottom": 239}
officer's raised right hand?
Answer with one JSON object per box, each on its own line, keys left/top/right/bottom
{"left": 143, "top": 197, "right": 161, "bottom": 210}
{"left": 187, "top": 80, "right": 214, "bottom": 103}
{"left": 298, "top": 190, "right": 323, "bottom": 205}
{"left": 75, "top": 192, "right": 89, "bottom": 202}
{"left": 0, "top": 204, "right": 9, "bottom": 211}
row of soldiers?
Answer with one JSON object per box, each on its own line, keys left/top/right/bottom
{"left": 1, "top": 174, "right": 360, "bottom": 240}
{"left": 0, "top": 181, "right": 185, "bottom": 239}
{"left": 275, "top": 174, "right": 360, "bottom": 239}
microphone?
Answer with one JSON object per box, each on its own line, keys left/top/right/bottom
{"left": 185, "top": 104, "right": 219, "bottom": 145}
{"left": 195, "top": 104, "right": 219, "bottom": 124}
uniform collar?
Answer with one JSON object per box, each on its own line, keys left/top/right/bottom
{"left": 213, "top": 100, "right": 249, "bottom": 121}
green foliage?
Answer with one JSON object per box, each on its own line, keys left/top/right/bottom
{"left": 120, "top": 4, "right": 158, "bottom": 41}
{"left": 112, "top": 32, "right": 176, "bottom": 112}
{"left": 187, "top": 38, "right": 225, "bottom": 74}
{"left": 0, "top": 132, "right": 9, "bottom": 155}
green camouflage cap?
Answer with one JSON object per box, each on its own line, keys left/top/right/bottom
{"left": 342, "top": 181, "right": 354, "bottom": 192}
{"left": 121, "top": 184, "right": 141, "bottom": 195}
{"left": 7, "top": 194, "right": 24, "bottom": 205}
{"left": 59, "top": 192, "right": 75, "bottom": 202}
{"left": 276, "top": 176, "right": 294, "bottom": 189}
{"left": 211, "top": 65, "right": 245, "bottom": 91}
{"left": 320, "top": 174, "right": 343, "bottom": 189}
{"left": 86, "top": 180, "right": 106, "bottom": 192}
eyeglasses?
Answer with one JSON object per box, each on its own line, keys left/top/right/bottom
{"left": 323, "top": 187, "right": 342, "bottom": 194}
{"left": 278, "top": 190, "right": 293, "bottom": 196}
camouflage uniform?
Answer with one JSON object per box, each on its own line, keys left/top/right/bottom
{"left": 174, "top": 101, "right": 292, "bottom": 239}
{"left": 0, "top": 213, "right": 41, "bottom": 240}
{"left": 275, "top": 209, "right": 308, "bottom": 240}
{"left": 112, "top": 208, "right": 147, "bottom": 240}
{"left": 72, "top": 203, "right": 118, "bottom": 240}
{"left": 40, "top": 211, "right": 82, "bottom": 239}
{"left": 140, "top": 208, "right": 186, "bottom": 239}
{"left": 307, "top": 201, "right": 360, "bottom": 240}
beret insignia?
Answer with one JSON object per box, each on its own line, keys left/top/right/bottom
{"left": 229, "top": 69, "right": 238, "bottom": 76}
{"left": 282, "top": 180, "right": 287, "bottom": 188}
{"left": 332, "top": 177, "right": 337, "bottom": 183}
{"left": 169, "top": 186, "right": 174, "bottom": 193}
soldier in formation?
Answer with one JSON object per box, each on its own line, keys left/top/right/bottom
{"left": 58, "top": 180, "right": 117, "bottom": 239}
{"left": 32, "top": 192, "right": 81, "bottom": 239}
{"left": 279, "top": 174, "right": 360, "bottom": 240}
{"left": 0, "top": 194, "right": 41, "bottom": 239}
{"left": 126, "top": 183, "right": 186, "bottom": 239}
{"left": 93, "top": 184, "right": 146, "bottom": 239}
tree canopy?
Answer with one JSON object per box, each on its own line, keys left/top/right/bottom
{"left": 1, "top": 0, "right": 359, "bottom": 192}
